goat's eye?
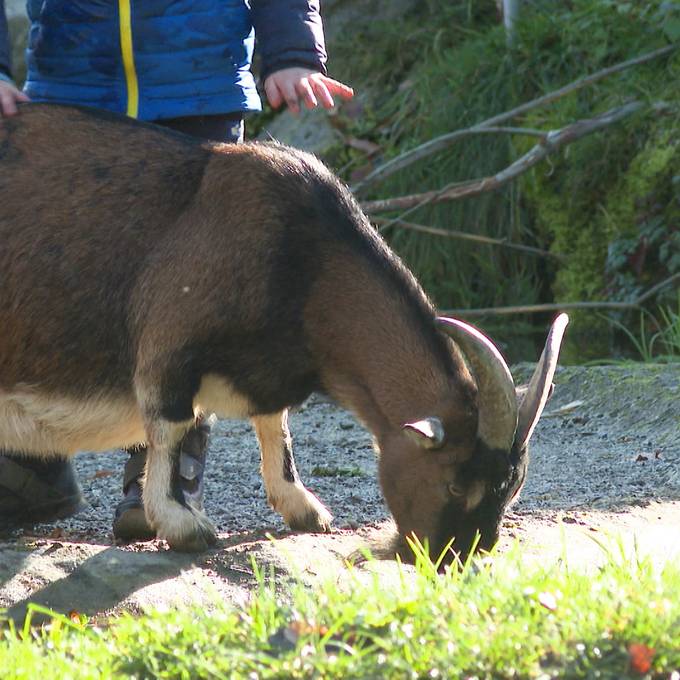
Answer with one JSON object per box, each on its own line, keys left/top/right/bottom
{"left": 447, "top": 483, "right": 464, "bottom": 498}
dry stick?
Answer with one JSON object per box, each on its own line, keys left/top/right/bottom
{"left": 371, "top": 216, "right": 564, "bottom": 261}
{"left": 352, "top": 44, "right": 678, "bottom": 194}
{"left": 440, "top": 273, "right": 680, "bottom": 317}
{"left": 362, "top": 101, "right": 643, "bottom": 214}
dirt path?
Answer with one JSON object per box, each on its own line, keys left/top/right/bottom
{"left": 1, "top": 364, "right": 678, "bottom": 623}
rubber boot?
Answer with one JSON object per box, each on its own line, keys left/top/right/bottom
{"left": 0, "top": 453, "right": 83, "bottom": 528}
{"left": 112, "top": 419, "right": 211, "bottom": 541}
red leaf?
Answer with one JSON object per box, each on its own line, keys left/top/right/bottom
{"left": 628, "top": 643, "right": 655, "bottom": 675}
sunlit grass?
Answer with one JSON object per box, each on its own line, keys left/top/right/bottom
{"left": 2, "top": 539, "right": 679, "bottom": 679}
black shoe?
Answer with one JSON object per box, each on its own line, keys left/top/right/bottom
{"left": 0, "top": 453, "right": 83, "bottom": 527}
{"left": 112, "top": 419, "right": 211, "bottom": 542}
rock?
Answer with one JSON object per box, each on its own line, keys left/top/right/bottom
{"left": 257, "top": 107, "right": 341, "bottom": 155}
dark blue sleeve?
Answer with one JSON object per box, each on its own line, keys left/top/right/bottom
{"left": 251, "top": 0, "right": 327, "bottom": 80}
{"left": 0, "top": 0, "right": 11, "bottom": 78}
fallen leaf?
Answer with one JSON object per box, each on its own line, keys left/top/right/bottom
{"left": 92, "top": 469, "right": 115, "bottom": 479}
{"left": 628, "top": 643, "right": 655, "bottom": 675}
{"left": 538, "top": 592, "right": 558, "bottom": 611}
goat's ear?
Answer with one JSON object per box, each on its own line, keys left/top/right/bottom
{"left": 515, "top": 314, "right": 569, "bottom": 449}
{"left": 403, "top": 417, "right": 445, "bottom": 450}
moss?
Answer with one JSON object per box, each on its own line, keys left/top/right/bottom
{"left": 521, "top": 102, "right": 680, "bottom": 360}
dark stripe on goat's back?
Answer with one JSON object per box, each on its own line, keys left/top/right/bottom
{"left": 265, "top": 146, "right": 453, "bottom": 372}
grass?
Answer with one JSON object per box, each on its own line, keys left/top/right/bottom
{"left": 2, "top": 540, "right": 680, "bottom": 679}
{"left": 597, "top": 291, "right": 680, "bottom": 364}
{"left": 311, "top": 465, "right": 365, "bottom": 478}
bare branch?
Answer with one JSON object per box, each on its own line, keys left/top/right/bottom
{"left": 352, "top": 44, "right": 677, "bottom": 194}
{"left": 440, "top": 274, "right": 680, "bottom": 317}
{"left": 362, "top": 101, "right": 643, "bottom": 214}
{"left": 373, "top": 216, "right": 564, "bottom": 261}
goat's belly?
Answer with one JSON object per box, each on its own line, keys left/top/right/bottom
{"left": 0, "top": 388, "right": 145, "bottom": 457}
{"left": 194, "top": 374, "right": 254, "bottom": 420}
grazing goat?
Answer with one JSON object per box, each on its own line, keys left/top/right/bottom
{"left": 0, "top": 104, "right": 567, "bottom": 560}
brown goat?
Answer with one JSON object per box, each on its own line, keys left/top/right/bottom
{"left": 0, "top": 104, "right": 567, "bottom": 559}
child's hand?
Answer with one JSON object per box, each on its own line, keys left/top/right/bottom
{"left": 264, "top": 67, "right": 353, "bottom": 115}
{"left": 0, "top": 79, "right": 30, "bottom": 117}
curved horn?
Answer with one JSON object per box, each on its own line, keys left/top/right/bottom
{"left": 436, "top": 317, "right": 518, "bottom": 452}
{"left": 515, "top": 313, "right": 569, "bottom": 450}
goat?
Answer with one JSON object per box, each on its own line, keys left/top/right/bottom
{"left": 0, "top": 104, "right": 568, "bottom": 560}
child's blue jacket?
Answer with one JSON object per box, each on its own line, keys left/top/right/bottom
{"left": 0, "top": 0, "right": 327, "bottom": 120}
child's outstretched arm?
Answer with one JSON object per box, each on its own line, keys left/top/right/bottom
{"left": 251, "top": 0, "right": 353, "bottom": 114}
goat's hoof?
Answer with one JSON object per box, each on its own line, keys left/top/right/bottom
{"left": 154, "top": 506, "right": 217, "bottom": 552}
{"left": 169, "top": 526, "right": 217, "bottom": 553}
{"left": 287, "top": 504, "right": 333, "bottom": 533}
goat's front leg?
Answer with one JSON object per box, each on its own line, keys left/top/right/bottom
{"left": 253, "top": 410, "right": 332, "bottom": 532}
{"left": 142, "top": 417, "right": 217, "bottom": 552}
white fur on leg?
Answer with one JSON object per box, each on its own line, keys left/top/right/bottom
{"left": 142, "top": 418, "right": 217, "bottom": 552}
{"left": 253, "top": 410, "right": 333, "bottom": 532}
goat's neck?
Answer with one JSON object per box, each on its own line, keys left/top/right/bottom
{"left": 308, "top": 259, "right": 452, "bottom": 435}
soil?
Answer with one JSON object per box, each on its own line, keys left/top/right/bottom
{"left": 0, "top": 363, "right": 678, "bottom": 624}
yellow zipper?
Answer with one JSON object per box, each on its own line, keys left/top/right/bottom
{"left": 118, "top": 0, "right": 139, "bottom": 118}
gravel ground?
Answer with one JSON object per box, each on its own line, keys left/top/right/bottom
{"left": 1, "top": 363, "right": 678, "bottom": 621}
{"left": 7, "top": 363, "right": 677, "bottom": 543}
{"left": 16, "top": 395, "right": 387, "bottom": 543}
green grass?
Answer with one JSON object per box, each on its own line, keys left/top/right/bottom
{"left": 595, "top": 291, "right": 680, "bottom": 364}
{"left": 311, "top": 465, "right": 365, "bottom": 478}
{"left": 2, "top": 540, "right": 679, "bottom": 679}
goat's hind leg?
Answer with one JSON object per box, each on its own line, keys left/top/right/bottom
{"left": 253, "top": 410, "right": 332, "bottom": 532}
{"left": 142, "top": 417, "right": 217, "bottom": 552}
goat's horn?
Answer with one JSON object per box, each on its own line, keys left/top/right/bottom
{"left": 436, "top": 317, "right": 518, "bottom": 451}
{"left": 515, "top": 313, "right": 569, "bottom": 450}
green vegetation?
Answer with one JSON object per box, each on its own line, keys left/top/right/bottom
{"left": 604, "top": 291, "right": 680, "bottom": 363}
{"left": 322, "top": 0, "right": 680, "bottom": 361}
{"left": 2, "top": 541, "right": 679, "bottom": 678}
{"left": 311, "top": 465, "right": 365, "bottom": 478}
{"left": 8, "top": 0, "right": 678, "bottom": 359}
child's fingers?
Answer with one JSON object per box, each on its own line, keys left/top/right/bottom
{"left": 279, "top": 80, "right": 300, "bottom": 114}
{"left": 321, "top": 77, "right": 354, "bottom": 100}
{"left": 309, "top": 76, "right": 335, "bottom": 109}
{"left": 295, "top": 77, "right": 318, "bottom": 110}
{"left": 0, "top": 90, "right": 18, "bottom": 117}
{"left": 264, "top": 78, "right": 284, "bottom": 109}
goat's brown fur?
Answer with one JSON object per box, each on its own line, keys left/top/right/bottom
{"left": 0, "top": 104, "right": 522, "bottom": 558}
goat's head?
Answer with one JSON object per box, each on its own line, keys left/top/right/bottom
{"left": 378, "top": 313, "right": 569, "bottom": 565}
